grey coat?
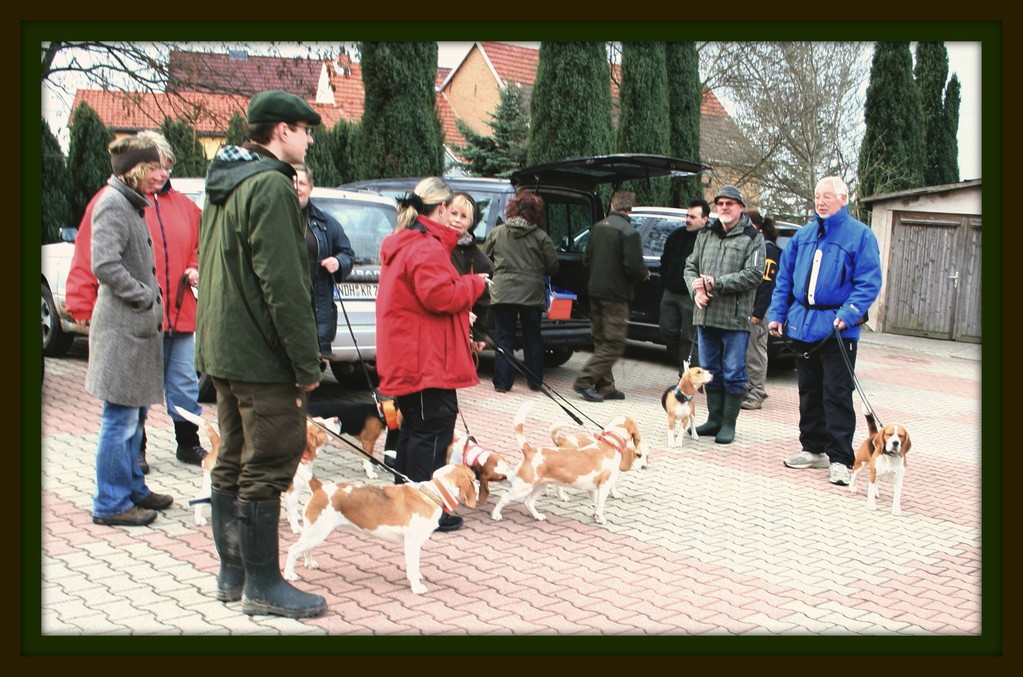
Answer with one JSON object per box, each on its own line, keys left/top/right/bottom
{"left": 85, "top": 176, "right": 165, "bottom": 406}
{"left": 483, "top": 216, "right": 559, "bottom": 308}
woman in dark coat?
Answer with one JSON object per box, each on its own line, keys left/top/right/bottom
{"left": 448, "top": 191, "right": 494, "bottom": 354}
{"left": 483, "top": 192, "right": 559, "bottom": 392}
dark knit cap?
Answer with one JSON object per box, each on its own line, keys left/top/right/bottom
{"left": 110, "top": 146, "right": 161, "bottom": 176}
{"left": 714, "top": 185, "right": 745, "bottom": 207}
{"left": 247, "top": 90, "right": 322, "bottom": 126}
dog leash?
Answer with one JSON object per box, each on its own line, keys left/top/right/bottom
{"left": 305, "top": 416, "right": 451, "bottom": 512}
{"left": 474, "top": 327, "right": 596, "bottom": 429}
{"left": 832, "top": 324, "right": 884, "bottom": 430}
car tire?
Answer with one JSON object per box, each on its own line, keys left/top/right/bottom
{"left": 42, "top": 283, "right": 75, "bottom": 357}
{"left": 329, "top": 361, "right": 378, "bottom": 389}
{"left": 543, "top": 347, "right": 574, "bottom": 368}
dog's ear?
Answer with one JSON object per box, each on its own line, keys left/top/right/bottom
{"left": 461, "top": 468, "right": 478, "bottom": 508}
{"left": 901, "top": 427, "right": 911, "bottom": 455}
{"left": 871, "top": 431, "right": 884, "bottom": 456}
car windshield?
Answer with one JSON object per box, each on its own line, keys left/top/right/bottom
{"left": 314, "top": 197, "right": 397, "bottom": 265}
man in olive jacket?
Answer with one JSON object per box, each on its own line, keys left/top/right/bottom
{"left": 195, "top": 90, "right": 325, "bottom": 620}
{"left": 572, "top": 190, "right": 649, "bottom": 402}
{"left": 683, "top": 185, "right": 765, "bottom": 444}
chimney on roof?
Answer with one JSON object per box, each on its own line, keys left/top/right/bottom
{"left": 228, "top": 50, "right": 248, "bottom": 61}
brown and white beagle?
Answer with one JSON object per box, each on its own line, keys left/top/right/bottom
{"left": 447, "top": 427, "right": 513, "bottom": 505}
{"left": 283, "top": 422, "right": 330, "bottom": 533}
{"left": 491, "top": 401, "right": 649, "bottom": 524}
{"left": 660, "top": 366, "right": 714, "bottom": 448}
{"left": 283, "top": 464, "right": 478, "bottom": 595}
{"left": 849, "top": 415, "right": 912, "bottom": 516}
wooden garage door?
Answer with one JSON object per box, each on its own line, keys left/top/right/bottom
{"left": 885, "top": 211, "right": 981, "bottom": 342}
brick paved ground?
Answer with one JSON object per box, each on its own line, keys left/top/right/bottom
{"left": 29, "top": 331, "right": 991, "bottom": 658}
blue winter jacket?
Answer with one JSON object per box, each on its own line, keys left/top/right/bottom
{"left": 768, "top": 206, "right": 882, "bottom": 342}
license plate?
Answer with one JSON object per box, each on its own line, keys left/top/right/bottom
{"left": 335, "top": 283, "right": 378, "bottom": 299}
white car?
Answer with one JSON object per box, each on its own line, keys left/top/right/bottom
{"left": 41, "top": 178, "right": 397, "bottom": 394}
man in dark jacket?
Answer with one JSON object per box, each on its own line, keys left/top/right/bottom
{"left": 195, "top": 90, "right": 326, "bottom": 619}
{"left": 659, "top": 197, "right": 710, "bottom": 373}
{"left": 293, "top": 163, "right": 355, "bottom": 357}
{"left": 572, "top": 191, "right": 649, "bottom": 402}
{"left": 742, "top": 210, "right": 783, "bottom": 410}
{"left": 683, "top": 185, "right": 766, "bottom": 444}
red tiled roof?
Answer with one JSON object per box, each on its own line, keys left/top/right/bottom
{"left": 71, "top": 89, "right": 344, "bottom": 135}
{"left": 168, "top": 49, "right": 321, "bottom": 100}
{"left": 436, "top": 91, "right": 467, "bottom": 152}
{"left": 326, "top": 58, "right": 365, "bottom": 123}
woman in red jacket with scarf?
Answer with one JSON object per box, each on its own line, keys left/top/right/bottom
{"left": 66, "top": 131, "right": 207, "bottom": 474}
{"left": 375, "top": 177, "right": 487, "bottom": 532}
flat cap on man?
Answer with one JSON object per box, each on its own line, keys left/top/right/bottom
{"left": 247, "top": 90, "right": 322, "bottom": 126}
{"left": 714, "top": 185, "right": 745, "bottom": 207}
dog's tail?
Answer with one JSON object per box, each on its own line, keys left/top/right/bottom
{"left": 513, "top": 400, "right": 537, "bottom": 454}
{"left": 175, "top": 405, "right": 220, "bottom": 442}
{"left": 865, "top": 413, "right": 880, "bottom": 438}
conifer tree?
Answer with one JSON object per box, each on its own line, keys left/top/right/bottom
{"left": 306, "top": 119, "right": 357, "bottom": 186}
{"left": 858, "top": 42, "right": 925, "bottom": 199}
{"left": 225, "top": 111, "right": 247, "bottom": 147}
{"left": 160, "top": 117, "right": 207, "bottom": 177}
{"left": 616, "top": 42, "right": 670, "bottom": 206}
{"left": 66, "top": 102, "right": 114, "bottom": 226}
{"left": 42, "top": 118, "right": 71, "bottom": 243}
{"left": 454, "top": 82, "right": 530, "bottom": 177}
{"left": 527, "top": 42, "right": 613, "bottom": 167}
{"left": 354, "top": 42, "right": 444, "bottom": 179}
{"left": 915, "top": 42, "right": 952, "bottom": 186}
{"left": 942, "top": 75, "right": 961, "bottom": 182}
{"left": 666, "top": 42, "right": 704, "bottom": 208}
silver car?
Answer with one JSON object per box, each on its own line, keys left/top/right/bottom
{"left": 40, "top": 179, "right": 397, "bottom": 395}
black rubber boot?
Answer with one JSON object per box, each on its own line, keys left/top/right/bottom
{"left": 695, "top": 389, "right": 725, "bottom": 437}
{"left": 238, "top": 499, "right": 326, "bottom": 618}
{"left": 715, "top": 393, "right": 744, "bottom": 445}
{"left": 174, "top": 421, "right": 208, "bottom": 466}
{"left": 210, "top": 488, "right": 245, "bottom": 602}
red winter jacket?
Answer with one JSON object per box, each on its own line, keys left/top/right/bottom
{"left": 375, "top": 216, "right": 487, "bottom": 396}
{"left": 66, "top": 181, "right": 201, "bottom": 333}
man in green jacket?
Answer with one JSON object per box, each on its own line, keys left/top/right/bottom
{"left": 195, "top": 90, "right": 325, "bottom": 619}
{"left": 573, "top": 190, "right": 649, "bottom": 402}
{"left": 683, "top": 185, "right": 766, "bottom": 444}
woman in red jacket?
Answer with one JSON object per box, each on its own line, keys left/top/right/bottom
{"left": 65, "top": 131, "right": 207, "bottom": 474}
{"left": 375, "top": 177, "right": 487, "bottom": 532}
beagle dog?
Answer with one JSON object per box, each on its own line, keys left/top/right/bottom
{"left": 283, "top": 464, "right": 478, "bottom": 595}
{"left": 491, "top": 401, "right": 649, "bottom": 524}
{"left": 448, "top": 427, "right": 513, "bottom": 505}
{"left": 176, "top": 407, "right": 330, "bottom": 531}
{"left": 306, "top": 400, "right": 392, "bottom": 480}
{"left": 175, "top": 407, "right": 221, "bottom": 527}
{"left": 283, "top": 422, "right": 330, "bottom": 533}
{"left": 548, "top": 413, "right": 651, "bottom": 502}
{"left": 849, "top": 415, "right": 912, "bottom": 515}
{"left": 660, "top": 366, "right": 714, "bottom": 448}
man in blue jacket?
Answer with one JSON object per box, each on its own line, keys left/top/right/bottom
{"left": 768, "top": 176, "right": 882, "bottom": 486}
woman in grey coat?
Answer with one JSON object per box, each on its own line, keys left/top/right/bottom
{"left": 86, "top": 135, "right": 175, "bottom": 527}
{"left": 483, "top": 192, "right": 559, "bottom": 392}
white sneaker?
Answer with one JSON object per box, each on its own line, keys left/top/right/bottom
{"left": 783, "top": 450, "right": 829, "bottom": 469}
{"left": 829, "top": 463, "right": 851, "bottom": 486}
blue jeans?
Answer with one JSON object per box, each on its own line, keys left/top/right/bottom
{"left": 697, "top": 326, "right": 750, "bottom": 395}
{"left": 163, "top": 333, "right": 201, "bottom": 421}
{"left": 93, "top": 403, "right": 152, "bottom": 518}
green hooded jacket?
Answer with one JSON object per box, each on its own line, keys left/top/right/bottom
{"left": 195, "top": 145, "right": 320, "bottom": 386}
